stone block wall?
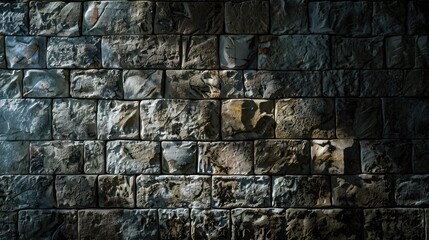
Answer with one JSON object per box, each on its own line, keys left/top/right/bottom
{"left": 0, "top": 1, "right": 428, "bottom": 239}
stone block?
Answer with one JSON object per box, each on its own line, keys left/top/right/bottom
{"left": 332, "top": 37, "right": 384, "bottom": 69}
{"left": 97, "top": 101, "right": 139, "bottom": 139}
{"left": 0, "top": 175, "right": 55, "bottom": 211}
{"left": 154, "top": 2, "right": 223, "bottom": 34}
{"left": 102, "top": 35, "right": 180, "bottom": 69}
{"left": 220, "top": 35, "right": 257, "bottom": 69}
{"left": 0, "top": 36, "right": 5, "bottom": 68}
{"left": 198, "top": 141, "right": 253, "bottom": 174}
{"left": 23, "top": 69, "right": 69, "bottom": 98}
{"left": 259, "top": 35, "right": 329, "bottom": 70}
{"left": 0, "top": 141, "right": 29, "bottom": 174}
{"left": 182, "top": 35, "right": 218, "bottom": 69}
{"left": 272, "top": 175, "right": 330, "bottom": 207}
{"left": 84, "top": 141, "right": 105, "bottom": 174}
{"left": 270, "top": 0, "right": 308, "bottom": 34}
{"left": 0, "top": 99, "right": 51, "bottom": 140}
{"left": 332, "top": 174, "right": 394, "bottom": 207}
{"left": 212, "top": 176, "right": 270, "bottom": 208}
{"left": 219, "top": 70, "right": 244, "bottom": 98}
{"left": 254, "top": 140, "right": 310, "bottom": 174}
{"left": 386, "top": 36, "right": 415, "bottom": 68}
{"left": 159, "top": 209, "right": 190, "bottom": 240}
{"left": 244, "top": 71, "right": 321, "bottom": 98}
{"left": 222, "top": 99, "right": 275, "bottom": 139}
{"left": 225, "top": 0, "right": 269, "bottom": 34}
{"left": 47, "top": 37, "right": 101, "bottom": 68}
{"left": 123, "top": 70, "right": 162, "bottom": 100}
{"left": 322, "top": 70, "right": 359, "bottom": 97}
{"left": 0, "top": 212, "right": 16, "bottom": 239}
{"left": 106, "top": 141, "right": 160, "bottom": 174}
{"left": 413, "top": 140, "right": 429, "bottom": 173}
{"left": 275, "top": 98, "right": 335, "bottom": 138}
{"left": 30, "top": 2, "right": 81, "bottom": 36}
{"left": 71, "top": 69, "right": 122, "bottom": 99}
{"left": 396, "top": 175, "right": 429, "bottom": 206}
{"left": 140, "top": 99, "right": 220, "bottom": 140}
{"left": 0, "top": 3, "right": 28, "bottom": 35}
{"left": 83, "top": 1, "right": 153, "bottom": 35}
{"left": 162, "top": 141, "right": 197, "bottom": 174}
{"left": 165, "top": 70, "right": 221, "bottom": 99}
{"left": 407, "top": 1, "right": 429, "bottom": 34}
{"left": 55, "top": 175, "right": 97, "bottom": 208}
{"left": 137, "top": 175, "right": 211, "bottom": 208}
{"left": 231, "top": 208, "right": 285, "bottom": 240}
{"left": 98, "top": 175, "right": 135, "bottom": 208}
{"left": 30, "top": 141, "right": 83, "bottom": 174}
{"left": 360, "top": 70, "right": 404, "bottom": 97}
{"left": 336, "top": 98, "right": 383, "bottom": 139}
{"left": 372, "top": 1, "right": 406, "bottom": 35}
{"left": 0, "top": 70, "right": 22, "bottom": 98}
{"left": 5, "top": 36, "right": 46, "bottom": 69}
{"left": 416, "top": 35, "right": 429, "bottom": 68}
{"left": 191, "top": 209, "right": 230, "bottom": 240}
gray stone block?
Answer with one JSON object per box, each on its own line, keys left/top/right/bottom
{"left": 137, "top": 175, "right": 211, "bottom": 208}
{"left": 30, "top": 141, "right": 83, "bottom": 174}
{"left": 270, "top": 0, "right": 308, "bottom": 34}
{"left": 0, "top": 70, "right": 22, "bottom": 99}
{"left": 159, "top": 209, "right": 190, "bottom": 240}
{"left": 23, "top": 69, "right": 69, "bottom": 98}
{"left": 322, "top": 70, "right": 359, "bottom": 97}
{"left": 56, "top": 175, "right": 97, "bottom": 208}
{"left": 286, "top": 209, "right": 363, "bottom": 239}
{"left": 0, "top": 175, "right": 55, "bottom": 211}
{"left": 98, "top": 175, "right": 135, "bottom": 208}
{"left": 332, "top": 37, "right": 384, "bottom": 69}
{"left": 106, "top": 141, "right": 160, "bottom": 174}
{"left": 162, "top": 141, "right": 197, "bottom": 174}
{"left": 259, "top": 35, "right": 329, "bottom": 70}
{"left": 182, "top": 35, "right": 218, "bottom": 69}
{"left": 0, "top": 141, "right": 29, "bottom": 174}
{"left": 84, "top": 141, "right": 105, "bottom": 174}
{"left": 18, "top": 210, "right": 78, "bottom": 240}
{"left": 0, "top": 3, "right": 28, "bottom": 35}
{"left": 332, "top": 174, "right": 394, "bottom": 207}
{"left": 30, "top": 2, "right": 81, "bottom": 36}
{"left": 97, "top": 101, "right": 139, "bottom": 139}
{"left": 140, "top": 99, "right": 220, "bottom": 140}
{"left": 198, "top": 141, "right": 253, "bottom": 175}
{"left": 0, "top": 212, "right": 16, "bottom": 239}
{"left": 212, "top": 176, "right": 270, "bottom": 208}
{"left": 364, "top": 208, "right": 424, "bottom": 240}
{"left": 219, "top": 70, "right": 244, "bottom": 98}
{"left": 0, "top": 99, "right": 51, "bottom": 140}
{"left": 275, "top": 98, "right": 335, "bottom": 138}
{"left": 83, "top": 1, "right": 153, "bottom": 35}
{"left": 231, "top": 208, "right": 285, "bottom": 240}
{"left": 416, "top": 35, "right": 429, "bottom": 68}
{"left": 413, "top": 140, "right": 429, "bottom": 173}
{"left": 272, "top": 175, "right": 330, "bottom": 207}
{"left": 220, "top": 35, "right": 257, "bottom": 69}
{"left": 47, "top": 37, "right": 101, "bottom": 68}
{"left": 254, "top": 140, "right": 310, "bottom": 174}
{"left": 79, "top": 210, "right": 158, "bottom": 240}
{"left": 5, "top": 36, "right": 46, "bottom": 69}
{"left": 102, "top": 35, "right": 180, "bottom": 69}
{"left": 225, "top": 0, "right": 269, "bottom": 34}
{"left": 360, "top": 70, "right": 404, "bottom": 97}
{"left": 396, "top": 175, "right": 429, "bottom": 206}
{"left": 386, "top": 36, "right": 415, "bottom": 68}
{"left": 154, "top": 2, "right": 223, "bottom": 34}
{"left": 222, "top": 99, "right": 275, "bottom": 140}
{"left": 0, "top": 36, "right": 5, "bottom": 68}
{"left": 336, "top": 98, "right": 383, "bottom": 139}
{"left": 165, "top": 70, "right": 221, "bottom": 99}
{"left": 191, "top": 209, "right": 230, "bottom": 240}
{"left": 71, "top": 69, "right": 122, "bottom": 99}
{"left": 407, "top": 1, "right": 429, "bottom": 34}
{"left": 372, "top": 1, "right": 406, "bottom": 35}
{"left": 123, "top": 70, "right": 162, "bottom": 100}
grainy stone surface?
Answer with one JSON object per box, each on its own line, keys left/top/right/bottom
{"left": 272, "top": 176, "right": 330, "bottom": 207}
{"left": 47, "top": 37, "right": 101, "bottom": 68}
{"left": 165, "top": 70, "right": 221, "bottom": 99}
{"left": 0, "top": 141, "right": 29, "bottom": 174}
{"left": 407, "top": 1, "right": 429, "bottom": 34}
{"left": 332, "top": 37, "right": 384, "bottom": 69}
{"left": 372, "top": 1, "right": 406, "bottom": 35}
{"left": 56, "top": 175, "right": 97, "bottom": 208}
{"left": 191, "top": 209, "right": 230, "bottom": 240}
{"left": 220, "top": 35, "right": 257, "bottom": 69}
{"left": 0, "top": 212, "right": 16, "bottom": 239}
{"left": 386, "top": 36, "right": 415, "bottom": 68}
{"left": 360, "top": 70, "right": 404, "bottom": 97}
{"left": 23, "top": 69, "right": 69, "bottom": 98}
{"left": 225, "top": 0, "right": 269, "bottom": 34}
{"left": 5, "top": 36, "right": 46, "bottom": 69}
{"left": 198, "top": 141, "right": 253, "bottom": 175}
{"left": 97, "top": 101, "right": 139, "bottom": 139}
{"left": 219, "top": 70, "right": 244, "bottom": 98}
{"left": 416, "top": 35, "right": 429, "bottom": 68}
{"left": 123, "top": 70, "right": 163, "bottom": 100}
{"left": 322, "top": 70, "right": 359, "bottom": 97}
{"left": 182, "top": 35, "right": 218, "bottom": 69}
{"left": 84, "top": 141, "right": 105, "bottom": 174}
{"left": 0, "top": 70, "right": 22, "bottom": 98}
{"left": 159, "top": 209, "right": 190, "bottom": 240}
{"left": 71, "top": 69, "right": 122, "bottom": 99}
{"left": 413, "top": 140, "right": 429, "bottom": 173}
{"left": 0, "top": 3, "right": 28, "bottom": 35}
{"left": 395, "top": 175, "right": 429, "bottom": 206}
{"left": 0, "top": 36, "right": 5, "bottom": 68}
{"left": 162, "top": 141, "right": 197, "bottom": 174}
{"left": 270, "top": 0, "right": 308, "bottom": 34}
{"left": 98, "top": 175, "right": 135, "bottom": 208}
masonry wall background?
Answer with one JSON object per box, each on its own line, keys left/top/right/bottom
{"left": 0, "top": 0, "right": 429, "bottom": 239}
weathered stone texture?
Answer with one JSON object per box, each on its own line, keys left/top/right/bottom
{"left": 30, "top": 2, "right": 81, "bottom": 36}
{"left": 220, "top": 35, "right": 257, "bottom": 69}
{"left": 71, "top": 70, "right": 122, "bottom": 99}
{"left": 106, "top": 141, "right": 160, "bottom": 174}
{"left": 0, "top": 141, "right": 29, "bottom": 174}
{"left": 165, "top": 70, "right": 221, "bottom": 99}
{"left": 56, "top": 175, "right": 97, "bottom": 208}
{"left": 219, "top": 70, "right": 244, "bottom": 98}
{"left": 212, "top": 176, "right": 270, "bottom": 208}
{"left": 407, "top": 1, "right": 429, "bottom": 34}
{"left": 191, "top": 209, "right": 230, "bottom": 240}
{"left": 162, "top": 141, "right": 197, "bottom": 174}
{"left": 416, "top": 35, "right": 429, "bottom": 68}
{"left": 413, "top": 140, "right": 429, "bottom": 173}
{"left": 5, "top": 36, "right": 46, "bottom": 69}
{"left": 47, "top": 37, "right": 101, "bottom": 68}
{"left": 225, "top": 0, "right": 269, "bottom": 34}
{"left": 23, "top": 69, "right": 69, "bottom": 98}
{"left": 198, "top": 141, "right": 253, "bottom": 175}
{"left": 97, "top": 101, "right": 139, "bottom": 139}
{"left": 0, "top": 70, "right": 22, "bottom": 98}
{"left": 372, "top": 1, "right": 406, "bottom": 35}
{"left": 137, "top": 175, "right": 211, "bottom": 208}
{"left": 270, "top": 0, "right": 308, "bottom": 34}
{"left": 0, "top": 36, "right": 5, "bottom": 68}
{"left": 395, "top": 175, "right": 429, "bottom": 206}
{"left": 83, "top": 1, "right": 153, "bottom": 35}
{"left": 322, "top": 70, "right": 359, "bottom": 97}
{"left": 98, "top": 175, "right": 135, "bottom": 208}
{"left": 272, "top": 176, "right": 330, "bottom": 207}
{"left": 123, "top": 70, "right": 162, "bottom": 100}
{"left": 84, "top": 141, "right": 105, "bottom": 174}
{"left": 0, "top": 212, "right": 16, "bottom": 239}
{"left": 386, "top": 36, "right": 415, "bottom": 68}
{"left": 259, "top": 35, "right": 329, "bottom": 70}
{"left": 182, "top": 35, "right": 218, "bottom": 69}
{"left": 275, "top": 98, "right": 335, "bottom": 138}
{"left": 359, "top": 70, "right": 404, "bottom": 97}
{"left": 332, "top": 37, "right": 384, "bottom": 69}
{"left": 159, "top": 209, "right": 190, "bottom": 240}
{"left": 0, "top": 3, "right": 28, "bottom": 35}
{"left": 140, "top": 99, "right": 220, "bottom": 140}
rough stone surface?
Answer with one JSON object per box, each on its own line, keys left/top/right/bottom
{"left": 225, "top": 0, "right": 269, "bottom": 34}
{"left": 191, "top": 209, "right": 230, "bottom": 240}
{"left": 259, "top": 35, "right": 329, "bottom": 70}
{"left": 84, "top": 141, "right": 105, "bottom": 174}
{"left": 359, "top": 70, "right": 404, "bottom": 97}
{"left": 0, "top": 70, "right": 22, "bottom": 98}
{"left": 254, "top": 140, "right": 310, "bottom": 174}
{"left": 332, "top": 37, "right": 384, "bottom": 69}
{"left": 395, "top": 175, "right": 429, "bottom": 207}
{"left": 23, "top": 69, "right": 69, "bottom": 98}
{"left": 140, "top": 99, "right": 220, "bottom": 140}
{"left": 212, "top": 176, "right": 270, "bottom": 208}
{"left": 416, "top": 35, "right": 429, "bottom": 68}
{"left": 275, "top": 98, "right": 335, "bottom": 138}
{"left": 0, "top": 3, "right": 28, "bottom": 35}
{"left": 97, "top": 101, "right": 139, "bottom": 139}
{"left": 272, "top": 176, "right": 330, "bottom": 207}
{"left": 106, "top": 141, "right": 160, "bottom": 174}
{"left": 0, "top": 212, "right": 16, "bottom": 239}
{"left": 0, "top": 99, "right": 51, "bottom": 140}
{"left": 162, "top": 141, "right": 197, "bottom": 174}
{"left": 165, "top": 70, "right": 221, "bottom": 99}
{"left": 219, "top": 70, "right": 244, "bottom": 98}
{"left": 5, "top": 36, "right": 46, "bottom": 69}
{"left": 198, "top": 141, "right": 253, "bottom": 175}
{"left": 56, "top": 175, "right": 97, "bottom": 208}
{"left": 182, "top": 35, "right": 218, "bottom": 69}
{"left": 30, "top": 2, "right": 81, "bottom": 36}
{"left": 83, "top": 1, "right": 153, "bottom": 35}
{"left": 0, "top": 141, "right": 29, "bottom": 174}
{"left": 407, "top": 1, "right": 429, "bottom": 34}
{"left": 322, "top": 70, "right": 359, "bottom": 97}
{"left": 220, "top": 35, "right": 257, "bottom": 70}
{"left": 0, "top": 36, "right": 5, "bottom": 68}
{"left": 98, "top": 175, "right": 135, "bottom": 208}
{"left": 413, "top": 140, "right": 429, "bottom": 173}
{"left": 123, "top": 70, "right": 162, "bottom": 100}
{"left": 270, "top": 0, "right": 308, "bottom": 34}
{"left": 331, "top": 174, "right": 394, "bottom": 207}
{"left": 386, "top": 36, "right": 415, "bottom": 68}
{"left": 159, "top": 209, "right": 190, "bottom": 240}
{"left": 71, "top": 69, "right": 122, "bottom": 99}
{"left": 47, "top": 37, "right": 101, "bottom": 68}
{"left": 137, "top": 175, "right": 211, "bottom": 208}
{"left": 372, "top": 1, "right": 406, "bottom": 35}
